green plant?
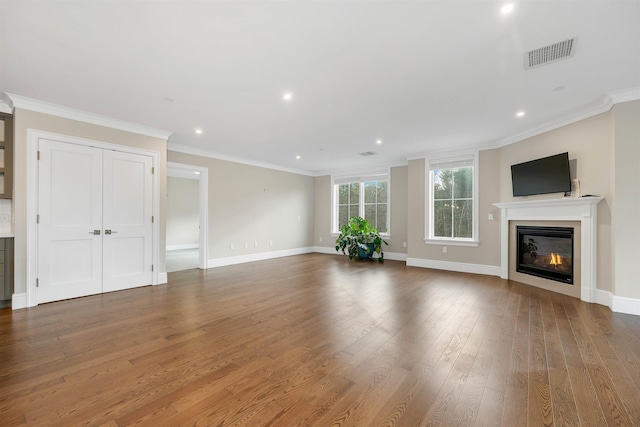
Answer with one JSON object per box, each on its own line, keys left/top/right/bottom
{"left": 335, "top": 216, "right": 389, "bottom": 262}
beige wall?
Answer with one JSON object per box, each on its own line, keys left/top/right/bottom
{"left": 167, "top": 151, "right": 315, "bottom": 260}
{"left": 497, "top": 111, "right": 614, "bottom": 292}
{"left": 167, "top": 177, "right": 199, "bottom": 248}
{"left": 406, "top": 150, "right": 501, "bottom": 267}
{"left": 12, "top": 108, "right": 168, "bottom": 294}
{"left": 312, "top": 165, "right": 409, "bottom": 256}
{"left": 612, "top": 100, "right": 640, "bottom": 299}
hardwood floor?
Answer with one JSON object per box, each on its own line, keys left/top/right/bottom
{"left": 1, "top": 253, "right": 639, "bottom": 426}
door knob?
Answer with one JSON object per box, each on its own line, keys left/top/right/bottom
{"left": 89, "top": 230, "right": 101, "bottom": 235}
{"left": 105, "top": 229, "right": 118, "bottom": 235}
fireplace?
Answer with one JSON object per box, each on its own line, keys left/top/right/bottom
{"left": 516, "top": 226, "right": 574, "bottom": 284}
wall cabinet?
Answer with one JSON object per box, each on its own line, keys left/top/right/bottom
{"left": 0, "top": 113, "right": 13, "bottom": 199}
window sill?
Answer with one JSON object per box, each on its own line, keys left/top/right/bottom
{"left": 424, "top": 238, "right": 479, "bottom": 247}
{"left": 331, "top": 232, "right": 391, "bottom": 239}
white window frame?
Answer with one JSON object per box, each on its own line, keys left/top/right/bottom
{"left": 331, "top": 169, "right": 391, "bottom": 237}
{"left": 425, "top": 152, "right": 479, "bottom": 247}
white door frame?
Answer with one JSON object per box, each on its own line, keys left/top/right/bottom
{"left": 26, "top": 129, "right": 161, "bottom": 308}
{"left": 167, "top": 162, "right": 208, "bottom": 269}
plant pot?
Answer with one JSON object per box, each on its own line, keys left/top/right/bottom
{"left": 358, "top": 243, "right": 375, "bottom": 260}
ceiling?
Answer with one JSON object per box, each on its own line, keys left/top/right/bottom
{"left": 1, "top": 1, "right": 639, "bottom": 175}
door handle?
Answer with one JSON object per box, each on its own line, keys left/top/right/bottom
{"left": 105, "top": 229, "right": 118, "bottom": 235}
{"left": 89, "top": 230, "right": 101, "bottom": 235}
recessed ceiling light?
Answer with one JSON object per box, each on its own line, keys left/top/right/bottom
{"left": 376, "top": 139, "right": 382, "bottom": 145}
{"left": 283, "top": 92, "right": 294, "bottom": 101}
{"left": 501, "top": 3, "right": 514, "bottom": 14}
{"left": 553, "top": 86, "right": 566, "bottom": 92}
{"left": 296, "top": 155, "right": 301, "bottom": 159}
{"left": 194, "top": 171, "right": 200, "bottom": 175}
{"left": 516, "top": 111, "right": 525, "bottom": 117}
{"left": 163, "top": 97, "right": 174, "bottom": 103}
{"left": 195, "top": 129, "right": 203, "bottom": 134}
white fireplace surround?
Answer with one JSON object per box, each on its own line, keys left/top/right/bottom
{"left": 494, "top": 197, "right": 603, "bottom": 304}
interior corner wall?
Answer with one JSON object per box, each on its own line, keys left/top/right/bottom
{"left": 406, "top": 150, "right": 501, "bottom": 269}
{"left": 12, "top": 108, "right": 168, "bottom": 295}
{"left": 497, "top": 110, "right": 614, "bottom": 293}
{"left": 312, "top": 165, "right": 409, "bottom": 255}
{"left": 167, "top": 151, "right": 315, "bottom": 261}
{"left": 612, "top": 100, "right": 640, "bottom": 299}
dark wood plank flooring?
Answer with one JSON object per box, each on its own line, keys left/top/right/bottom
{"left": 1, "top": 253, "right": 639, "bottom": 426}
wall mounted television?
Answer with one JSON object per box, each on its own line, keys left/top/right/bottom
{"left": 511, "top": 152, "right": 571, "bottom": 197}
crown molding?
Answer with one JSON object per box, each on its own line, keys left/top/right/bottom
{"left": 168, "top": 142, "right": 316, "bottom": 177}
{"left": 0, "top": 93, "right": 13, "bottom": 114}
{"left": 316, "top": 158, "right": 408, "bottom": 177}
{"left": 608, "top": 86, "right": 640, "bottom": 104}
{"left": 4, "top": 93, "right": 173, "bottom": 140}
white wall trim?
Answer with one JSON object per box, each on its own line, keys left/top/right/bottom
{"left": 157, "top": 272, "right": 168, "bottom": 285}
{"left": 12, "top": 293, "right": 27, "bottom": 310}
{"left": 207, "top": 247, "right": 315, "bottom": 268}
{"left": 166, "top": 244, "right": 199, "bottom": 251}
{"left": 611, "top": 296, "right": 640, "bottom": 316}
{"left": 169, "top": 143, "right": 314, "bottom": 177}
{"left": 406, "top": 257, "right": 502, "bottom": 277}
{"left": 6, "top": 93, "right": 172, "bottom": 140}
{"left": 383, "top": 251, "right": 408, "bottom": 262}
{"left": 23, "top": 129, "right": 162, "bottom": 309}
{"left": 314, "top": 246, "right": 337, "bottom": 255}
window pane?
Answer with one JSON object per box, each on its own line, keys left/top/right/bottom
{"left": 433, "top": 169, "right": 452, "bottom": 199}
{"left": 349, "top": 183, "right": 359, "bottom": 204}
{"left": 338, "top": 206, "right": 349, "bottom": 229}
{"left": 349, "top": 205, "right": 359, "bottom": 219}
{"left": 433, "top": 201, "right": 452, "bottom": 238}
{"left": 453, "top": 167, "right": 473, "bottom": 199}
{"left": 338, "top": 184, "right": 348, "bottom": 205}
{"left": 364, "top": 182, "right": 376, "bottom": 203}
{"left": 377, "top": 204, "right": 388, "bottom": 233}
{"left": 453, "top": 200, "right": 472, "bottom": 238}
{"left": 364, "top": 204, "right": 376, "bottom": 225}
{"left": 377, "top": 181, "right": 387, "bottom": 203}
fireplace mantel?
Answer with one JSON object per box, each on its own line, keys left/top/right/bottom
{"left": 494, "top": 196, "right": 604, "bottom": 303}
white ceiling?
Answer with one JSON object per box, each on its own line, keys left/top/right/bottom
{"left": 1, "top": 1, "right": 639, "bottom": 175}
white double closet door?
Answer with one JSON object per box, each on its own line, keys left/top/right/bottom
{"left": 37, "top": 139, "right": 153, "bottom": 304}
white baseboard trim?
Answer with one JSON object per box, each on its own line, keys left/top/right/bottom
{"left": 312, "top": 246, "right": 407, "bottom": 261}
{"left": 594, "top": 289, "right": 612, "bottom": 308}
{"left": 406, "top": 257, "right": 502, "bottom": 277}
{"left": 166, "top": 244, "right": 199, "bottom": 251}
{"left": 207, "top": 247, "right": 315, "bottom": 268}
{"left": 313, "top": 246, "right": 337, "bottom": 255}
{"left": 157, "top": 272, "right": 168, "bottom": 285}
{"left": 12, "top": 293, "right": 28, "bottom": 310}
{"left": 611, "top": 295, "right": 640, "bottom": 316}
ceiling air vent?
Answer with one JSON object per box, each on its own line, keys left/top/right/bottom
{"left": 359, "top": 151, "right": 377, "bottom": 156}
{"left": 524, "top": 38, "right": 577, "bottom": 69}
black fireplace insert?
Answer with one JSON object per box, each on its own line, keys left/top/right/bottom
{"left": 516, "top": 226, "right": 574, "bottom": 284}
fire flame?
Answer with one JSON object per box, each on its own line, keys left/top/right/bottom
{"left": 549, "top": 253, "right": 562, "bottom": 265}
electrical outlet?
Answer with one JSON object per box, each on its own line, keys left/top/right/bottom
{"left": 403, "top": 241, "right": 407, "bottom": 248}
{"left": 488, "top": 213, "right": 494, "bottom": 220}
{"left": 442, "top": 246, "right": 447, "bottom": 253}
{"left": 244, "top": 242, "right": 249, "bottom": 249}
{"left": 230, "top": 243, "right": 234, "bottom": 250}
{"left": 319, "top": 237, "right": 323, "bottom": 242}
{"left": 269, "top": 240, "right": 273, "bottom": 246}
{"left": 254, "top": 241, "right": 258, "bottom": 247}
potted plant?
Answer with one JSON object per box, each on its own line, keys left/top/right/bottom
{"left": 335, "top": 216, "right": 388, "bottom": 262}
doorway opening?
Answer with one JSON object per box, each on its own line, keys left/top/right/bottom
{"left": 167, "top": 162, "right": 208, "bottom": 272}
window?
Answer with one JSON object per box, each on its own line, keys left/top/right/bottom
{"left": 426, "top": 154, "right": 478, "bottom": 246}
{"left": 333, "top": 171, "right": 389, "bottom": 234}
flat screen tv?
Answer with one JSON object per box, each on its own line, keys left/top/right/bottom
{"left": 511, "top": 152, "right": 571, "bottom": 197}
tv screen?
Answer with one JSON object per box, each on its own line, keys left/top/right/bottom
{"left": 511, "top": 152, "right": 571, "bottom": 197}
